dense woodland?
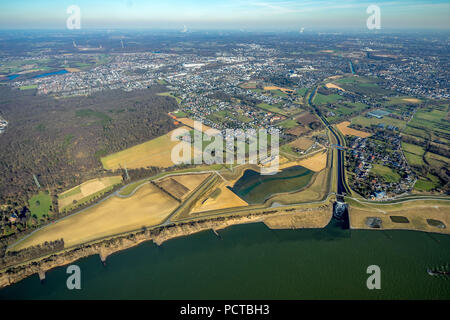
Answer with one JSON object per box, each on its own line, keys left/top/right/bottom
{"left": 0, "top": 85, "right": 178, "bottom": 239}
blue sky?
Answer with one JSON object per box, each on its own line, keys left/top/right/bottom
{"left": 0, "top": 0, "right": 449, "bottom": 30}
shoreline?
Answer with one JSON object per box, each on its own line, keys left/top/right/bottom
{"left": 0, "top": 205, "right": 329, "bottom": 289}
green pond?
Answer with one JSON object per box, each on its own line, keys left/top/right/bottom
{"left": 229, "top": 166, "right": 314, "bottom": 204}
{"left": 0, "top": 222, "right": 449, "bottom": 300}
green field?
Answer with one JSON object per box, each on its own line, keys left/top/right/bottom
{"left": 404, "top": 151, "right": 424, "bottom": 167}
{"left": 279, "top": 119, "right": 299, "bottom": 129}
{"left": 296, "top": 88, "right": 308, "bottom": 96}
{"left": 19, "top": 85, "right": 38, "bottom": 90}
{"left": 351, "top": 115, "right": 407, "bottom": 130}
{"left": 172, "top": 111, "right": 187, "bottom": 118}
{"left": 157, "top": 92, "right": 182, "bottom": 104}
{"left": 385, "top": 97, "right": 422, "bottom": 106}
{"left": 313, "top": 93, "right": 343, "bottom": 105}
{"left": 371, "top": 164, "right": 401, "bottom": 183}
{"left": 256, "top": 103, "right": 287, "bottom": 115}
{"left": 414, "top": 174, "right": 440, "bottom": 192}
{"left": 401, "top": 142, "right": 425, "bottom": 157}
{"left": 28, "top": 192, "right": 52, "bottom": 219}
{"left": 335, "top": 77, "right": 392, "bottom": 96}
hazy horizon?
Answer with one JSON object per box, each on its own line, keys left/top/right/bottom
{"left": 0, "top": 0, "right": 449, "bottom": 30}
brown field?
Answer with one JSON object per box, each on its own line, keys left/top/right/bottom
{"left": 286, "top": 126, "right": 309, "bottom": 137}
{"left": 170, "top": 173, "right": 211, "bottom": 191}
{"left": 155, "top": 178, "right": 190, "bottom": 200}
{"left": 101, "top": 126, "right": 193, "bottom": 170}
{"left": 65, "top": 68, "right": 81, "bottom": 72}
{"left": 176, "top": 118, "right": 221, "bottom": 135}
{"left": 156, "top": 173, "right": 211, "bottom": 200}
{"left": 264, "top": 208, "right": 332, "bottom": 229}
{"left": 325, "top": 83, "right": 346, "bottom": 92}
{"left": 350, "top": 204, "right": 450, "bottom": 234}
{"left": 289, "top": 137, "right": 314, "bottom": 150}
{"left": 295, "top": 112, "right": 319, "bottom": 126}
{"left": 15, "top": 184, "right": 179, "bottom": 250}
{"left": 58, "top": 176, "right": 122, "bottom": 209}
{"left": 402, "top": 98, "right": 421, "bottom": 103}
{"left": 240, "top": 82, "right": 257, "bottom": 89}
{"left": 336, "top": 121, "right": 371, "bottom": 138}
{"left": 298, "top": 151, "right": 328, "bottom": 172}
{"left": 264, "top": 86, "right": 294, "bottom": 93}
{"left": 191, "top": 184, "right": 248, "bottom": 213}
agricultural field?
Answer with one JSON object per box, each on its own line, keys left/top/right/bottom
{"left": 325, "top": 102, "right": 369, "bottom": 122}
{"left": 155, "top": 173, "right": 211, "bottom": 201}
{"left": 401, "top": 142, "right": 425, "bottom": 167}
{"left": 414, "top": 174, "right": 441, "bottom": 192}
{"left": 348, "top": 199, "right": 450, "bottom": 234}
{"left": 176, "top": 118, "right": 221, "bottom": 135}
{"left": 297, "top": 151, "right": 328, "bottom": 172}
{"left": 256, "top": 103, "right": 288, "bottom": 116}
{"left": 385, "top": 97, "right": 422, "bottom": 105}
{"left": 313, "top": 93, "right": 343, "bottom": 105}
{"left": 191, "top": 184, "right": 248, "bottom": 213}
{"left": 336, "top": 121, "right": 371, "bottom": 138}
{"left": 14, "top": 183, "right": 179, "bottom": 250}
{"left": 350, "top": 115, "right": 407, "bottom": 130}
{"left": 101, "top": 126, "right": 193, "bottom": 170}
{"left": 157, "top": 92, "right": 182, "bottom": 104}
{"left": 19, "top": 84, "right": 38, "bottom": 90}
{"left": 325, "top": 83, "right": 346, "bottom": 91}
{"left": 334, "top": 76, "right": 392, "bottom": 96}
{"left": 289, "top": 137, "right": 315, "bottom": 151}
{"left": 370, "top": 164, "right": 401, "bottom": 183}
{"left": 279, "top": 119, "right": 299, "bottom": 129}
{"left": 278, "top": 151, "right": 328, "bottom": 172}
{"left": 28, "top": 192, "right": 52, "bottom": 220}
{"left": 58, "top": 176, "right": 123, "bottom": 212}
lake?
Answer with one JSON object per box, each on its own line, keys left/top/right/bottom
{"left": 32, "top": 70, "right": 68, "bottom": 79}
{"left": 229, "top": 166, "right": 314, "bottom": 204}
{"left": 0, "top": 222, "right": 449, "bottom": 300}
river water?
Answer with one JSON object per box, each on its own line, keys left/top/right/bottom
{"left": 0, "top": 222, "right": 449, "bottom": 300}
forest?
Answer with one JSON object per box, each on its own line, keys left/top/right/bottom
{"left": 0, "top": 84, "right": 178, "bottom": 239}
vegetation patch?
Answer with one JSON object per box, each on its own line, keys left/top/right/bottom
{"left": 426, "top": 219, "right": 446, "bottom": 229}
{"left": 371, "top": 164, "right": 401, "bottom": 183}
{"left": 390, "top": 216, "right": 410, "bottom": 223}
{"left": 28, "top": 192, "right": 52, "bottom": 219}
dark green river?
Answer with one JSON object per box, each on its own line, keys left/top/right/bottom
{"left": 0, "top": 222, "right": 449, "bottom": 299}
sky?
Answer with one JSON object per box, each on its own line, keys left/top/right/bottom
{"left": 0, "top": 0, "right": 449, "bottom": 30}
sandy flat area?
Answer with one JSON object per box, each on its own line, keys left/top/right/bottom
{"left": 325, "top": 83, "right": 346, "bottom": 91}
{"left": 192, "top": 184, "right": 248, "bottom": 213}
{"left": 349, "top": 204, "right": 450, "bottom": 234}
{"left": 101, "top": 127, "right": 193, "bottom": 170}
{"left": 337, "top": 121, "right": 371, "bottom": 138}
{"left": 58, "top": 176, "right": 122, "bottom": 209}
{"left": 264, "top": 208, "right": 332, "bottom": 229}
{"left": 16, "top": 184, "right": 179, "bottom": 250}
